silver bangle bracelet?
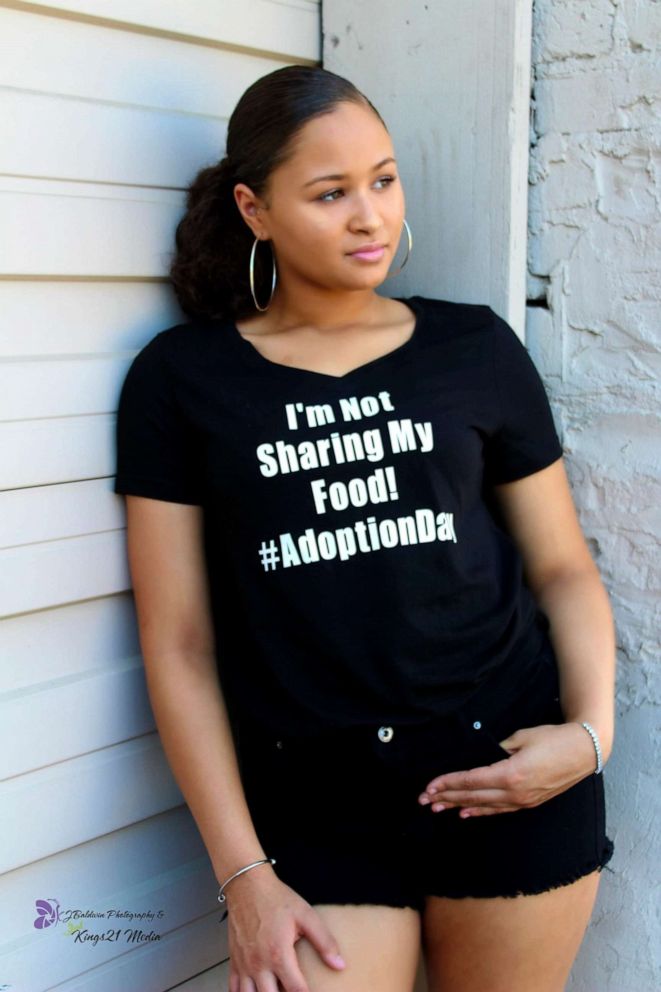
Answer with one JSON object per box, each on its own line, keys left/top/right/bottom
{"left": 579, "top": 721, "right": 603, "bottom": 775}
{"left": 217, "top": 857, "right": 276, "bottom": 904}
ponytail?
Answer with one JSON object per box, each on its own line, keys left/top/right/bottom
{"left": 169, "top": 155, "right": 253, "bottom": 323}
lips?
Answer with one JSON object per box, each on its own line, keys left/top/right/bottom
{"left": 348, "top": 241, "right": 388, "bottom": 264}
{"left": 348, "top": 242, "right": 386, "bottom": 254}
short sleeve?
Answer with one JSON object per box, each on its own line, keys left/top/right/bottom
{"left": 113, "top": 330, "right": 204, "bottom": 505}
{"left": 482, "top": 311, "right": 563, "bottom": 485}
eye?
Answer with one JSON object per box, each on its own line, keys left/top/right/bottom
{"left": 317, "top": 174, "right": 398, "bottom": 203}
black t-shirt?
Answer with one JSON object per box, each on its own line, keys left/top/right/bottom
{"left": 114, "top": 295, "right": 564, "bottom": 737}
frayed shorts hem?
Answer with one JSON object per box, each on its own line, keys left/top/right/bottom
{"left": 265, "top": 834, "right": 615, "bottom": 914}
{"left": 424, "top": 835, "right": 615, "bottom": 903}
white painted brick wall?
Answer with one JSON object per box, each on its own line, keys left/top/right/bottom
{"left": 527, "top": 3, "right": 660, "bottom": 989}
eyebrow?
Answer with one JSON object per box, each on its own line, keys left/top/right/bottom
{"left": 302, "top": 157, "right": 397, "bottom": 188}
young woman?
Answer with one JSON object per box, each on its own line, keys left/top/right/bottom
{"left": 114, "top": 65, "right": 615, "bottom": 992}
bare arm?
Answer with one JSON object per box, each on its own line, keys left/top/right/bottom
{"left": 492, "top": 457, "right": 616, "bottom": 762}
{"left": 123, "top": 495, "right": 275, "bottom": 900}
{"left": 418, "top": 456, "right": 617, "bottom": 815}
{"left": 121, "top": 495, "right": 349, "bottom": 986}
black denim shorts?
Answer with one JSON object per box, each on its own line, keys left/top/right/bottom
{"left": 233, "top": 642, "right": 615, "bottom": 913}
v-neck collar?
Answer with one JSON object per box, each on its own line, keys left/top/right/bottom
{"left": 224, "top": 295, "right": 425, "bottom": 382}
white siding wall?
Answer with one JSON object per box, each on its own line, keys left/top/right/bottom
{"left": 0, "top": 3, "right": 320, "bottom": 990}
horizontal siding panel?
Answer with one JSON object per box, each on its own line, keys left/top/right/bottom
{"left": 172, "top": 964, "right": 228, "bottom": 992}
{"left": 0, "top": 658, "right": 151, "bottom": 780}
{"left": 0, "top": 9, "right": 307, "bottom": 116}
{"left": 1, "top": 479, "right": 124, "bottom": 548}
{"left": 1, "top": 735, "right": 184, "bottom": 872}
{"left": 0, "top": 808, "right": 225, "bottom": 991}
{"left": 0, "top": 596, "right": 140, "bottom": 694}
{"left": 0, "top": 528, "right": 129, "bottom": 617}
{"left": 0, "top": 88, "right": 226, "bottom": 187}
{"left": 1, "top": 417, "right": 116, "bottom": 491}
{"left": 12, "top": 0, "right": 320, "bottom": 60}
{"left": 0, "top": 178, "right": 184, "bottom": 276}
{"left": 0, "top": 354, "right": 136, "bottom": 420}
{"left": 0, "top": 282, "right": 184, "bottom": 358}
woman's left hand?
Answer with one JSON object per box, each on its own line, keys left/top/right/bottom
{"left": 418, "top": 722, "right": 601, "bottom": 818}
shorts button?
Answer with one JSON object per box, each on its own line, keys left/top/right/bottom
{"left": 473, "top": 721, "right": 482, "bottom": 730}
{"left": 377, "top": 726, "right": 394, "bottom": 742}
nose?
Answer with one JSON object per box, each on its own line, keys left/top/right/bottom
{"left": 349, "top": 190, "right": 382, "bottom": 231}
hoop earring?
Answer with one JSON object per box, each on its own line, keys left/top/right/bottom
{"left": 384, "top": 218, "right": 413, "bottom": 279}
{"left": 249, "top": 236, "right": 277, "bottom": 311}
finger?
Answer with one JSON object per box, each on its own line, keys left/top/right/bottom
{"left": 428, "top": 797, "right": 518, "bottom": 811}
{"left": 273, "top": 953, "right": 312, "bottom": 992}
{"left": 423, "top": 759, "right": 511, "bottom": 796}
{"left": 298, "top": 909, "right": 347, "bottom": 972}
{"left": 458, "top": 805, "right": 521, "bottom": 817}
{"left": 253, "top": 969, "right": 281, "bottom": 991}
{"left": 429, "top": 787, "right": 512, "bottom": 808}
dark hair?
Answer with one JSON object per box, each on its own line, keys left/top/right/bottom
{"left": 169, "top": 65, "right": 387, "bottom": 323}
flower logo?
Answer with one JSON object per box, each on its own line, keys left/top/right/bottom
{"left": 34, "top": 898, "right": 60, "bottom": 930}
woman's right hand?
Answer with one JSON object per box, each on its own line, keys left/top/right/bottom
{"left": 225, "top": 869, "right": 347, "bottom": 992}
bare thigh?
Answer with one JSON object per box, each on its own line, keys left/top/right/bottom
{"left": 292, "top": 903, "right": 422, "bottom": 992}
{"left": 422, "top": 869, "right": 602, "bottom": 992}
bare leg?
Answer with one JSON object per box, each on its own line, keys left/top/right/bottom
{"left": 422, "top": 869, "right": 602, "bottom": 992}
{"left": 292, "top": 903, "right": 421, "bottom": 991}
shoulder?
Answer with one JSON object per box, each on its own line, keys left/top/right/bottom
{"left": 412, "top": 296, "right": 530, "bottom": 350}
{"left": 409, "top": 296, "right": 503, "bottom": 352}
{"left": 127, "top": 317, "right": 223, "bottom": 374}
{"left": 135, "top": 318, "right": 213, "bottom": 355}
{"left": 117, "top": 319, "right": 226, "bottom": 411}
{"left": 412, "top": 295, "right": 495, "bottom": 331}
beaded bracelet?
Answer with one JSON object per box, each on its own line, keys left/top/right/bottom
{"left": 579, "top": 721, "right": 603, "bottom": 774}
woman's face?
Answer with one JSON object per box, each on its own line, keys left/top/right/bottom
{"left": 236, "top": 100, "right": 406, "bottom": 295}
